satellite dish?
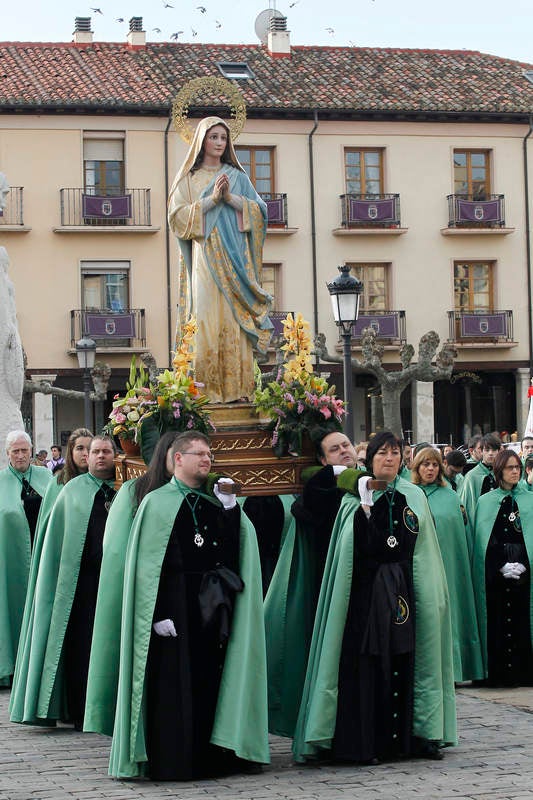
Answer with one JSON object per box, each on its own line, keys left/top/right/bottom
{"left": 254, "top": 8, "right": 284, "bottom": 45}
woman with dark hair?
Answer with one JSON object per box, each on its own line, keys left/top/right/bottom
{"left": 411, "top": 447, "right": 483, "bottom": 683}
{"left": 168, "top": 116, "right": 272, "bottom": 402}
{"left": 85, "top": 431, "right": 179, "bottom": 736}
{"left": 293, "top": 430, "right": 456, "bottom": 765}
{"left": 472, "top": 448, "right": 533, "bottom": 686}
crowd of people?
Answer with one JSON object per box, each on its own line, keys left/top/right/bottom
{"left": 1, "top": 424, "right": 532, "bottom": 781}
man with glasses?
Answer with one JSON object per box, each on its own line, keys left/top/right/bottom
{"left": 108, "top": 431, "right": 268, "bottom": 781}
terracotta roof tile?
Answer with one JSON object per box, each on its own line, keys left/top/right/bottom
{"left": 0, "top": 41, "right": 532, "bottom": 116}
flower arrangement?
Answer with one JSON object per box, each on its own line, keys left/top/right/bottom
{"left": 104, "top": 359, "right": 155, "bottom": 442}
{"left": 104, "top": 318, "right": 214, "bottom": 463}
{"left": 253, "top": 312, "right": 345, "bottom": 457}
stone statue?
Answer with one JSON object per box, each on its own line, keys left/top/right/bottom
{"left": 0, "top": 173, "right": 25, "bottom": 467}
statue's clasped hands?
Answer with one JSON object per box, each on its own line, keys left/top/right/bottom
{"left": 212, "top": 173, "right": 230, "bottom": 204}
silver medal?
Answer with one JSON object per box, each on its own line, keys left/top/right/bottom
{"left": 509, "top": 512, "right": 516, "bottom": 522}
{"left": 194, "top": 532, "right": 204, "bottom": 547}
{"left": 387, "top": 535, "right": 398, "bottom": 548}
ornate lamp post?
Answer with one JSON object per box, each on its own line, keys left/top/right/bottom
{"left": 76, "top": 337, "right": 97, "bottom": 429}
{"left": 326, "top": 265, "right": 363, "bottom": 437}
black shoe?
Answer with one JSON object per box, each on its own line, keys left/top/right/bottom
{"left": 413, "top": 739, "right": 444, "bottom": 761}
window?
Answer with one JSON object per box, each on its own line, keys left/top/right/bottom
{"left": 217, "top": 62, "right": 254, "bottom": 80}
{"left": 454, "top": 261, "right": 493, "bottom": 311}
{"left": 81, "top": 261, "right": 130, "bottom": 311}
{"left": 453, "top": 150, "right": 490, "bottom": 200}
{"left": 348, "top": 263, "right": 389, "bottom": 311}
{"left": 344, "top": 149, "right": 383, "bottom": 195}
{"left": 235, "top": 146, "right": 274, "bottom": 195}
{"left": 83, "top": 134, "right": 125, "bottom": 196}
{"left": 262, "top": 263, "right": 281, "bottom": 310}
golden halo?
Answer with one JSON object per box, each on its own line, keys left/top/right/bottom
{"left": 172, "top": 76, "right": 247, "bottom": 144}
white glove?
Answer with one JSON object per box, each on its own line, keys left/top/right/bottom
{"left": 333, "top": 465, "right": 347, "bottom": 476}
{"left": 214, "top": 478, "right": 237, "bottom": 510}
{"left": 358, "top": 475, "right": 374, "bottom": 507}
{"left": 500, "top": 562, "right": 526, "bottom": 580}
{"left": 153, "top": 618, "right": 177, "bottom": 637}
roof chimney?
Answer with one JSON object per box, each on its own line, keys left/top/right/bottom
{"left": 267, "top": 15, "right": 290, "bottom": 57}
{"left": 73, "top": 17, "right": 93, "bottom": 44}
{"left": 127, "top": 17, "right": 146, "bottom": 46}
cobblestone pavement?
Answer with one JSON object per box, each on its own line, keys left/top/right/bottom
{"left": 1, "top": 687, "right": 533, "bottom": 800}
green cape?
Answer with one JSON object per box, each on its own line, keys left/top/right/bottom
{"left": 264, "top": 467, "right": 364, "bottom": 738}
{"left": 9, "top": 473, "right": 108, "bottom": 723}
{"left": 0, "top": 464, "right": 51, "bottom": 682}
{"left": 292, "top": 477, "right": 457, "bottom": 762}
{"left": 108, "top": 480, "right": 269, "bottom": 778}
{"left": 459, "top": 462, "right": 493, "bottom": 554}
{"left": 421, "top": 483, "right": 484, "bottom": 682}
{"left": 10, "top": 478, "right": 63, "bottom": 701}
{"left": 472, "top": 485, "right": 533, "bottom": 675}
{"left": 84, "top": 479, "right": 137, "bottom": 736}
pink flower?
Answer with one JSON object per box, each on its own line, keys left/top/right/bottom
{"left": 319, "top": 407, "right": 332, "bottom": 419}
{"left": 186, "top": 417, "right": 194, "bottom": 429}
{"left": 114, "top": 412, "right": 126, "bottom": 423}
{"left": 297, "top": 401, "right": 305, "bottom": 414}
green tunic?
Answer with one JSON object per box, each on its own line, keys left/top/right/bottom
{"left": 292, "top": 477, "right": 457, "bottom": 762}
{"left": 84, "top": 479, "right": 137, "bottom": 736}
{"left": 0, "top": 464, "right": 51, "bottom": 683}
{"left": 460, "top": 462, "right": 494, "bottom": 553}
{"left": 420, "top": 483, "right": 484, "bottom": 682}
{"left": 471, "top": 485, "right": 533, "bottom": 674}
{"left": 108, "top": 480, "right": 269, "bottom": 778}
{"left": 9, "top": 472, "right": 112, "bottom": 724}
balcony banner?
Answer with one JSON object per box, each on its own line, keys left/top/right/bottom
{"left": 82, "top": 194, "right": 132, "bottom": 219}
{"left": 352, "top": 313, "right": 399, "bottom": 338}
{"left": 84, "top": 312, "right": 136, "bottom": 338}
{"left": 265, "top": 198, "right": 284, "bottom": 224}
{"left": 269, "top": 310, "right": 293, "bottom": 337}
{"left": 456, "top": 199, "right": 500, "bottom": 223}
{"left": 460, "top": 313, "right": 507, "bottom": 337}
{"left": 349, "top": 198, "right": 395, "bottom": 223}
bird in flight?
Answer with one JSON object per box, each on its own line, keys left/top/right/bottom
{"left": 191, "top": 28, "right": 198, "bottom": 37}
{"left": 90, "top": 7, "right": 103, "bottom": 14}
{"left": 170, "top": 31, "right": 184, "bottom": 39}
{"left": 215, "top": 19, "right": 222, "bottom": 28}
{"left": 197, "top": 5, "right": 207, "bottom": 11}
{"left": 163, "top": 1, "right": 174, "bottom": 7}
{"left": 152, "top": 27, "right": 161, "bottom": 33}
{"left": 115, "top": 17, "right": 125, "bottom": 23}
{"left": 325, "top": 27, "right": 335, "bottom": 34}
{"left": 289, "top": 1, "right": 299, "bottom": 6}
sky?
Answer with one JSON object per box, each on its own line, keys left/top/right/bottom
{"left": 1, "top": 0, "right": 532, "bottom": 64}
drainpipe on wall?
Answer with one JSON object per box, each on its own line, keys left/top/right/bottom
{"left": 164, "top": 113, "right": 173, "bottom": 365}
{"left": 308, "top": 110, "right": 319, "bottom": 363}
{"left": 524, "top": 115, "right": 533, "bottom": 378}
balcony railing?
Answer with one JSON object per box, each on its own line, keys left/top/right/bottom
{"left": 260, "top": 192, "right": 288, "bottom": 227}
{"left": 60, "top": 188, "right": 151, "bottom": 227}
{"left": 340, "top": 193, "right": 401, "bottom": 228}
{"left": 447, "top": 310, "right": 513, "bottom": 342}
{"left": 351, "top": 310, "right": 406, "bottom": 343}
{"left": 447, "top": 194, "right": 505, "bottom": 228}
{"left": 0, "top": 187, "right": 24, "bottom": 225}
{"left": 70, "top": 308, "right": 146, "bottom": 348}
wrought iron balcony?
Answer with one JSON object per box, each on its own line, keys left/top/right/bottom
{"left": 260, "top": 192, "right": 288, "bottom": 227}
{"left": 60, "top": 188, "right": 151, "bottom": 227}
{"left": 70, "top": 308, "right": 146, "bottom": 349}
{"left": 447, "top": 194, "right": 505, "bottom": 228}
{"left": 351, "top": 310, "right": 406, "bottom": 343}
{"left": 0, "top": 187, "right": 24, "bottom": 226}
{"left": 340, "top": 193, "right": 401, "bottom": 228}
{"left": 447, "top": 310, "right": 513, "bottom": 342}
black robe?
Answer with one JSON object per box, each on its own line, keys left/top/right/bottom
{"left": 146, "top": 494, "right": 242, "bottom": 781}
{"left": 243, "top": 495, "right": 284, "bottom": 596}
{"left": 64, "top": 485, "right": 115, "bottom": 726}
{"left": 20, "top": 479, "right": 44, "bottom": 547}
{"left": 485, "top": 495, "right": 533, "bottom": 687}
{"left": 333, "top": 490, "right": 417, "bottom": 763}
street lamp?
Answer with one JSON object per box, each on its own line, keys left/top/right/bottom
{"left": 326, "top": 264, "right": 363, "bottom": 438}
{"left": 76, "top": 336, "right": 97, "bottom": 429}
